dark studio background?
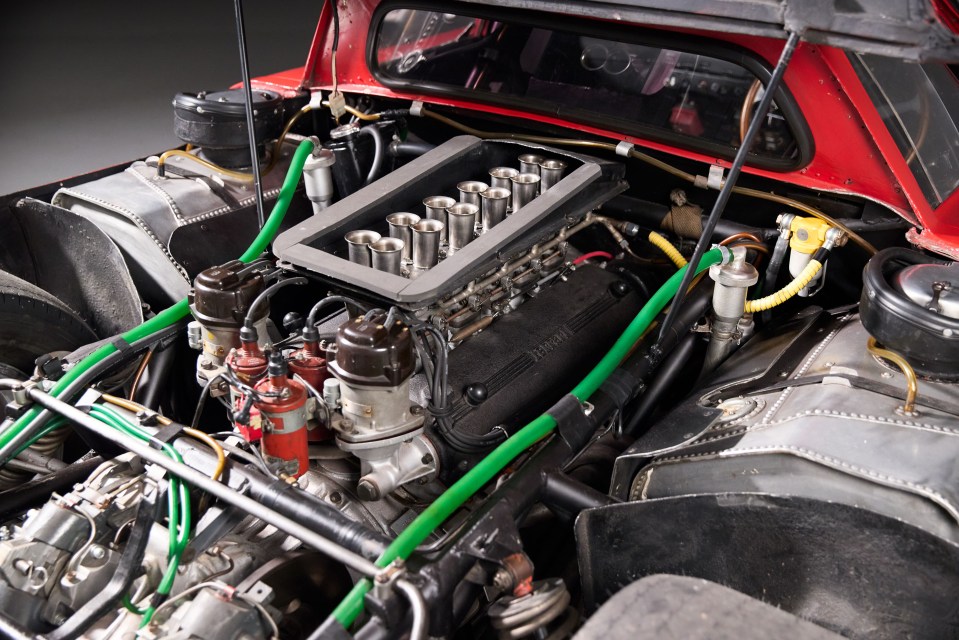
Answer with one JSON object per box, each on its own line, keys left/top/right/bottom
{"left": 0, "top": 1, "right": 321, "bottom": 194}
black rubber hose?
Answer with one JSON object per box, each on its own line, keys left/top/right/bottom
{"left": 0, "top": 456, "right": 103, "bottom": 520}
{"left": 389, "top": 140, "right": 436, "bottom": 157}
{"left": 618, "top": 280, "right": 713, "bottom": 438}
{"left": 542, "top": 471, "right": 617, "bottom": 515}
{"left": 243, "top": 478, "right": 391, "bottom": 561}
{"left": 139, "top": 341, "right": 177, "bottom": 412}
{"left": 622, "top": 331, "right": 700, "bottom": 437}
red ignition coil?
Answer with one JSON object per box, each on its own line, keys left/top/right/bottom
{"left": 255, "top": 351, "right": 310, "bottom": 478}
{"left": 225, "top": 326, "right": 269, "bottom": 441}
{"left": 288, "top": 325, "right": 332, "bottom": 442}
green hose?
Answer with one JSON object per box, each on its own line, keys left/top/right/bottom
{"left": 331, "top": 247, "right": 726, "bottom": 628}
{"left": 0, "top": 139, "right": 317, "bottom": 452}
{"left": 89, "top": 404, "right": 191, "bottom": 627}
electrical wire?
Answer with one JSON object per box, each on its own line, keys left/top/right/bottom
{"left": 719, "top": 231, "right": 764, "bottom": 245}
{"left": 572, "top": 251, "right": 613, "bottom": 265}
{"left": 128, "top": 350, "right": 153, "bottom": 401}
{"left": 191, "top": 375, "right": 222, "bottom": 430}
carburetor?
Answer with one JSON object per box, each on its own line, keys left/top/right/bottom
{"left": 327, "top": 310, "right": 437, "bottom": 501}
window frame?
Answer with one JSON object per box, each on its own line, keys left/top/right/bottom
{"left": 366, "top": 0, "right": 815, "bottom": 172}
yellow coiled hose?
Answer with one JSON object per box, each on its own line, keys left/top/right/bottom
{"left": 648, "top": 231, "right": 687, "bottom": 269}
{"left": 744, "top": 259, "right": 822, "bottom": 313}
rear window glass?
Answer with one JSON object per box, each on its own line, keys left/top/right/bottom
{"left": 851, "top": 53, "right": 959, "bottom": 207}
{"left": 369, "top": 7, "right": 808, "bottom": 170}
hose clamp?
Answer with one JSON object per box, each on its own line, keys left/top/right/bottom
{"left": 372, "top": 558, "right": 407, "bottom": 599}
{"left": 715, "top": 244, "right": 733, "bottom": 265}
{"left": 615, "top": 141, "right": 634, "bottom": 157}
{"left": 410, "top": 101, "right": 425, "bottom": 117}
{"left": 707, "top": 164, "right": 725, "bottom": 190}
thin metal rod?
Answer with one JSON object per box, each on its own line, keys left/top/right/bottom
{"left": 234, "top": 0, "right": 267, "bottom": 228}
{"left": 655, "top": 31, "right": 800, "bottom": 347}
{"left": 395, "top": 579, "right": 428, "bottom": 640}
{"left": 15, "top": 383, "right": 381, "bottom": 578}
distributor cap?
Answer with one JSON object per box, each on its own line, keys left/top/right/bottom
{"left": 328, "top": 311, "right": 415, "bottom": 387}
{"left": 189, "top": 260, "right": 266, "bottom": 328}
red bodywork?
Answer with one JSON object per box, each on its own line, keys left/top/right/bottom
{"left": 251, "top": 1, "right": 959, "bottom": 257}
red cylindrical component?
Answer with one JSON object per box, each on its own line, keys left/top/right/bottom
{"left": 255, "top": 358, "right": 309, "bottom": 478}
{"left": 226, "top": 338, "right": 269, "bottom": 441}
{"left": 287, "top": 339, "right": 332, "bottom": 442}
{"left": 226, "top": 338, "right": 269, "bottom": 382}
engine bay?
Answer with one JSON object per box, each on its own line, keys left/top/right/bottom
{"left": 2, "top": 7, "right": 959, "bottom": 639}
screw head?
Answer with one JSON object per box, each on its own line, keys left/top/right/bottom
{"left": 357, "top": 478, "right": 380, "bottom": 501}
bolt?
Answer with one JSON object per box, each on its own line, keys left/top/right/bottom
{"left": 329, "top": 491, "right": 342, "bottom": 505}
{"left": 411, "top": 406, "right": 423, "bottom": 416}
{"left": 421, "top": 453, "right": 434, "bottom": 465}
{"left": 357, "top": 478, "right": 380, "bottom": 501}
{"left": 492, "top": 568, "right": 513, "bottom": 591}
{"left": 88, "top": 545, "right": 105, "bottom": 560}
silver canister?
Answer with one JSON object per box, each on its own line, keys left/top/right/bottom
{"left": 457, "top": 181, "right": 488, "bottom": 213}
{"left": 489, "top": 167, "right": 519, "bottom": 208}
{"left": 446, "top": 203, "right": 479, "bottom": 253}
{"left": 344, "top": 230, "right": 381, "bottom": 267}
{"left": 539, "top": 159, "right": 567, "bottom": 192}
{"left": 370, "top": 238, "right": 405, "bottom": 275}
{"left": 480, "top": 187, "right": 510, "bottom": 231}
{"left": 386, "top": 212, "right": 420, "bottom": 260}
{"left": 518, "top": 153, "right": 545, "bottom": 176}
{"left": 412, "top": 219, "right": 445, "bottom": 269}
{"left": 510, "top": 173, "right": 540, "bottom": 212}
{"left": 423, "top": 196, "right": 456, "bottom": 230}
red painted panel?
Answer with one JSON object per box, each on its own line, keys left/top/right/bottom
{"left": 248, "top": 0, "right": 959, "bottom": 253}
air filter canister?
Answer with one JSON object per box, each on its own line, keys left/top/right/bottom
{"left": 860, "top": 247, "right": 959, "bottom": 380}
{"left": 173, "top": 88, "right": 283, "bottom": 168}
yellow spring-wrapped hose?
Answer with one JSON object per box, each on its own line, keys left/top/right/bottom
{"left": 648, "top": 231, "right": 687, "bottom": 269}
{"left": 744, "top": 259, "right": 822, "bottom": 313}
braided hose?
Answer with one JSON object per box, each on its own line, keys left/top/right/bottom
{"left": 647, "top": 231, "right": 687, "bottom": 269}
{"left": 744, "top": 259, "right": 822, "bottom": 313}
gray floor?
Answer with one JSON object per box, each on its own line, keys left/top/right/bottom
{"left": 0, "top": 1, "right": 320, "bottom": 194}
